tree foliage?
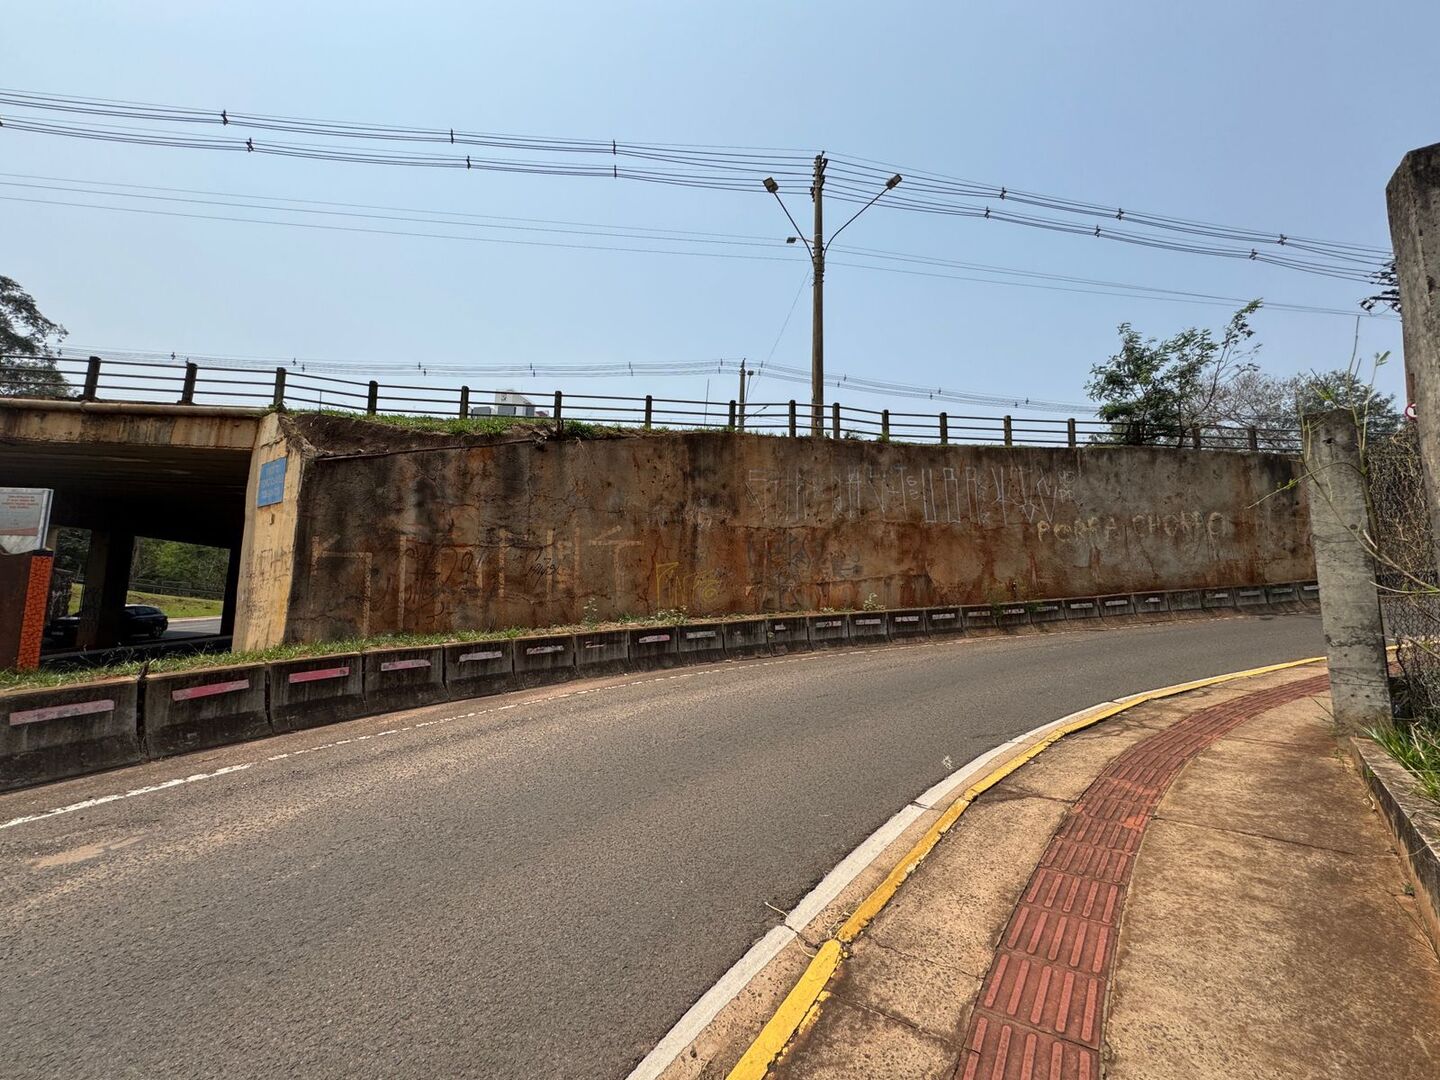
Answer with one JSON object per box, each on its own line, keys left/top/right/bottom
{"left": 0, "top": 275, "right": 69, "bottom": 398}
{"left": 1086, "top": 303, "right": 1403, "bottom": 449}
{"left": 1086, "top": 301, "right": 1261, "bottom": 445}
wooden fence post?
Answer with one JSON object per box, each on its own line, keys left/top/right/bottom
{"left": 366, "top": 381, "right": 379, "bottom": 415}
{"left": 272, "top": 367, "right": 286, "bottom": 409}
{"left": 459, "top": 385, "right": 470, "bottom": 418}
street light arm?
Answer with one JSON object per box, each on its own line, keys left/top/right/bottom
{"left": 768, "top": 191, "right": 813, "bottom": 259}
{"left": 824, "top": 185, "right": 895, "bottom": 253}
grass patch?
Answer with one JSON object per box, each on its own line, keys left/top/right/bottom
{"left": 1371, "top": 722, "right": 1440, "bottom": 805}
{"left": 65, "top": 590, "right": 223, "bottom": 619}
{"left": 294, "top": 408, "right": 630, "bottom": 439}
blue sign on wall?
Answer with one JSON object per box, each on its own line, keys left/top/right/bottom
{"left": 256, "top": 457, "right": 287, "bottom": 507}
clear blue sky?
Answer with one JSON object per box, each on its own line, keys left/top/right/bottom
{"left": 2, "top": 1, "right": 1433, "bottom": 418}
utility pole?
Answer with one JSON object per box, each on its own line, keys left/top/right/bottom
{"left": 810, "top": 154, "right": 826, "bottom": 437}
{"left": 763, "top": 160, "right": 899, "bottom": 439}
{"left": 737, "top": 358, "right": 751, "bottom": 431}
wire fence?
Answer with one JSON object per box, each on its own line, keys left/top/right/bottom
{"left": 0, "top": 353, "right": 1303, "bottom": 452}
{"left": 1369, "top": 425, "right": 1440, "bottom": 722}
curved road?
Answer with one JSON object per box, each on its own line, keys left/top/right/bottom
{"left": 0, "top": 614, "right": 1324, "bottom": 1079}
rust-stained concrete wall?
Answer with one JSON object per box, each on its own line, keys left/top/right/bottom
{"left": 254, "top": 416, "right": 1312, "bottom": 646}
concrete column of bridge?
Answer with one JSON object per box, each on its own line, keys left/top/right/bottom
{"left": 219, "top": 542, "right": 242, "bottom": 637}
{"left": 75, "top": 530, "right": 135, "bottom": 650}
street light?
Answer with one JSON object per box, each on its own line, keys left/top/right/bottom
{"left": 764, "top": 158, "right": 902, "bottom": 435}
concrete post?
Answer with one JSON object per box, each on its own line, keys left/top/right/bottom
{"left": 939, "top": 412, "right": 948, "bottom": 445}
{"left": 75, "top": 529, "right": 135, "bottom": 650}
{"left": 1067, "top": 418, "right": 1077, "bottom": 448}
{"left": 1303, "top": 410, "right": 1391, "bottom": 732}
{"left": 1003, "top": 415, "right": 1013, "bottom": 447}
{"left": 832, "top": 402, "right": 841, "bottom": 439}
{"left": 1387, "top": 142, "right": 1440, "bottom": 549}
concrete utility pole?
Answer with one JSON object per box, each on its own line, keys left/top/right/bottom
{"left": 763, "top": 159, "right": 900, "bottom": 438}
{"left": 737, "top": 359, "right": 751, "bottom": 431}
{"left": 811, "top": 154, "right": 826, "bottom": 437}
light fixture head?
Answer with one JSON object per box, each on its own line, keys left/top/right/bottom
{"left": 786, "top": 236, "right": 798, "bottom": 244}
{"left": 886, "top": 174, "right": 903, "bottom": 190}
{"left": 763, "top": 177, "right": 779, "bottom": 194}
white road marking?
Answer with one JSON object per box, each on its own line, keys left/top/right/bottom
{"left": 0, "top": 764, "right": 254, "bottom": 831}
{"left": 625, "top": 695, "right": 1130, "bottom": 1080}
{"left": 625, "top": 924, "right": 795, "bottom": 1080}
{"left": 784, "top": 803, "right": 926, "bottom": 932}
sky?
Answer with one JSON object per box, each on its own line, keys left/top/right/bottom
{"left": 2, "top": 1, "right": 1433, "bottom": 424}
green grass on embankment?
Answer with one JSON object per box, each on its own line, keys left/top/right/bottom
{"left": 65, "top": 591, "right": 223, "bottom": 619}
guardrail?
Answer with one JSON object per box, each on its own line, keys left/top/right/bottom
{"left": 0, "top": 582, "right": 1319, "bottom": 792}
{"left": 0, "top": 354, "right": 1303, "bottom": 452}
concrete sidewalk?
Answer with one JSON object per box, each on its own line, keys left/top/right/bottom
{"left": 768, "top": 668, "right": 1440, "bottom": 1079}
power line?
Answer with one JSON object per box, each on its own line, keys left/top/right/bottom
{"left": 0, "top": 175, "right": 1395, "bottom": 320}
{"left": 0, "top": 88, "right": 1391, "bottom": 283}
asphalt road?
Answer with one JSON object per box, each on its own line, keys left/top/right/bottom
{"left": 0, "top": 614, "right": 1325, "bottom": 1080}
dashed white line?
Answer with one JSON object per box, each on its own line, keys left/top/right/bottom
{"left": 0, "top": 764, "right": 254, "bottom": 831}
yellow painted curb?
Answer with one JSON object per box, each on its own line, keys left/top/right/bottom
{"left": 724, "top": 654, "right": 1327, "bottom": 1080}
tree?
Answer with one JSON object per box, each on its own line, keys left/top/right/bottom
{"left": 1086, "top": 301, "right": 1261, "bottom": 445}
{"left": 0, "top": 275, "right": 69, "bottom": 398}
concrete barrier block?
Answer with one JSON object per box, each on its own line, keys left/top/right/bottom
{"left": 1167, "top": 589, "right": 1204, "bottom": 611}
{"left": 677, "top": 623, "right": 726, "bottom": 664}
{"left": 363, "top": 646, "right": 447, "bottom": 714}
{"left": 269, "top": 653, "right": 366, "bottom": 732}
{"left": 887, "top": 609, "right": 928, "bottom": 639}
{"left": 1132, "top": 591, "right": 1169, "bottom": 615}
{"left": 1098, "top": 594, "right": 1135, "bottom": 617}
{"left": 1, "top": 678, "right": 143, "bottom": 791}
{"left": 1234, "top": 585, "right": 1269, "bottom": 610}
{"left": 1298, "top": 581, "right": 1321, "bottom": 608}
{"left": 1028, "top": 600, "right": 1066, "bottom": 624}
{"left": 1062, "top": 598, "right": 1101, "bottom": 620}
{"left": 514, "top": 634, "right": 577, "bottom": 686}
{"left": 1265, "top": 583, "right": 1304, "bottom": 612}
{"left": 628, "top": 626, "right": 679, "bottom": 669}
{"left": 766, "top": 616, "right": 810, "bottom": 654}
{"left": 847, "top": 613, "right": 889, "bottom": 643}
{"left": 722, "top": 618, "right": 771, "bottom": 657}
{"left": 992, "top": 602, "right": 1031, "bottom": 628}
{"left": 962, "top": 605, "right": 999, "bottom": 632}
{"left": 575, "top": 629, "right": 629, "bottom": 676}
{"left": 807, "top": 614, "right": 849, "bottom": 647}
{"left": 444, "top": 640, "right": 517, "bottom": 700}
{"left": 144, "top": 664, "right": 270, "bottom": 758}
{"left": 925, "top": 606, "right": 964, "bottom": 634}
{"left": 1202, "top": 588, "right": 1236, "bottom": 610}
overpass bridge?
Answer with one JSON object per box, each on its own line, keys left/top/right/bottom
{"left": 0, "top": 396, "right": 263, "bottom": 649}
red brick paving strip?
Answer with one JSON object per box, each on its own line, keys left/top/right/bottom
{"left": 955, "top": 673, "right": 1330, "bottom": 1080}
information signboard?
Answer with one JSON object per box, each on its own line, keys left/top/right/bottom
{"left": 0, "top": 488, "right": 53, "bottom": 554}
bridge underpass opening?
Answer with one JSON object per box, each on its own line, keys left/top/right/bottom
{"left": 0, "top": 401, "right": 259, "bottom": 655}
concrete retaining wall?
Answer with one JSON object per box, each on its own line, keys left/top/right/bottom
{"left": 266, "top": 416, "right": 1313, "bottom": 647}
